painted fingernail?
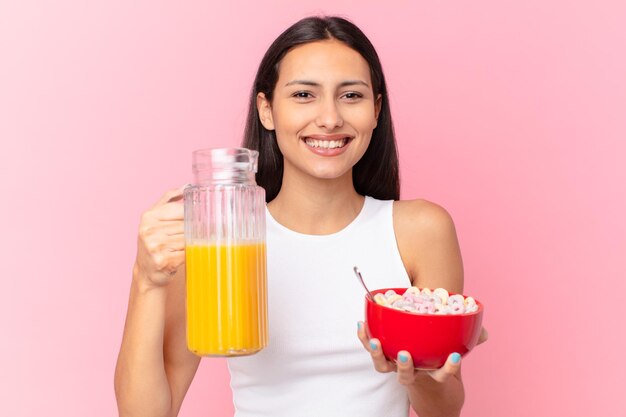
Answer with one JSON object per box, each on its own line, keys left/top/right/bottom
{"left": 398, "top": 352, "right": 408, "bottom": 363}
{"left": 357, "top": 322, "right": 362, "bottom": 331}
{"left": 450, "top": 352, "right": 461, "bottom": 364}
{"left": 369, "top": 340, "right": 377, "bottom": 350}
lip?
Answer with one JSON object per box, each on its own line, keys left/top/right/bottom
{"left": 302, "top": 134, "right": 354, "bottom": 141}
{"left": 300, "top": 134, "right": 354, "bottom": 157}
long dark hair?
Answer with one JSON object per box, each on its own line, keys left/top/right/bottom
{"left": 242, "top": 16, "right": 400, "bottom": 202}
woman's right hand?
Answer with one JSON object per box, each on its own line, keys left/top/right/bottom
{"left": 134, "top": 185, "right": 186, "bottom": 288}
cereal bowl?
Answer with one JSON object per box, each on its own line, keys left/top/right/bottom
{"left": 365, "top": 287, "right": 484, "bottom": 369}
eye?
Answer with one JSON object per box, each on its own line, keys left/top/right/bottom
{"left": 292, "top": 91, "right": 314, "bottom": 100}
{"left": 342, "top": 92, "right": 363, "bottom": 101}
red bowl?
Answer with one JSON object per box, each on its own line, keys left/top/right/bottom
{"left": 365, "top": 288, "right": 484, "bottom": 369}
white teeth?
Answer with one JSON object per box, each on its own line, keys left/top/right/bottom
{"left": 304, "top": 138, "right": 349, "bottom": 149}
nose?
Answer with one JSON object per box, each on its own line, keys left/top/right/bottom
{"left": 315, "top": 98, "right": 344, "bottom": 130}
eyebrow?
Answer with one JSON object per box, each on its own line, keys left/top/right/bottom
{"left": 284, "top": 79, "right": 370, "bottom": 88}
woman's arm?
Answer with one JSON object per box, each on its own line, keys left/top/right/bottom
{"left": 356, "top": 199, "right": 467, "bottom": 415}
{"left": 394, "top": 199, "right": 465, "bottom": 416}
{"left": 394, "top": 199, "right": 464, "bottom": 294}
{"left": 115, "top": 267, "right": 201, "bottom": 417}
{"left": 114, "top": 187, "right": 201, "bottom": 417}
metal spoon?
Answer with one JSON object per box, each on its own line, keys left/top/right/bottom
{"left": 353, "top": 266, "right": 375, "bottom": 301}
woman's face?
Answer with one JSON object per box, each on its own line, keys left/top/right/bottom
{"left": 257, "top": 39, "right": 381, "bottom": 181}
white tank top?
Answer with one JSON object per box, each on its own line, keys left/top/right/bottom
{"left": 227, "top": 196, "right": 412, "bottom": 417}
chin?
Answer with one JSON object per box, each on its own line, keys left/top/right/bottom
{"left": 307, "top": 164, "right": 352, "bottom": 181}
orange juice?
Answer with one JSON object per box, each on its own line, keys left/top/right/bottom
{"left": 185, "top": 243, "right": 268, "bottom": 356}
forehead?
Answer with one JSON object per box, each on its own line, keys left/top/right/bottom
{"left": 277, "top": 40, "right": 372, "bottom": 86}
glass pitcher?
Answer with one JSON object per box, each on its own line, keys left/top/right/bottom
{"left": 184, "top": 148, "right": 268, "bottom": 356}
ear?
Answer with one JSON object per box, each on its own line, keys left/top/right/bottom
{"left": 374, "top": 94, "right": 382, "bottom": 127}
{"left": 257, "top": 92, "right": 275, "bottom": 131}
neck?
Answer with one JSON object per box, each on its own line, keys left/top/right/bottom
{"left": 267, "top": 164, "right": 365, "bottom": 235}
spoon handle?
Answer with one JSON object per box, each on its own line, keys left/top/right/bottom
{"left": 353, "top": 266, "right": 375, "bottom": 301}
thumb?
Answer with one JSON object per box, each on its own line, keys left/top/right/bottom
{"left": 427, "top": 352, "right": 462, "bottom": 383}
{"left": 156, "top": 184, "right": 188, "bottom": 205}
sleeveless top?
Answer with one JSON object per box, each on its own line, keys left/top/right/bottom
{"left": 226, "top": 196, "right": 412, "bottom": 417}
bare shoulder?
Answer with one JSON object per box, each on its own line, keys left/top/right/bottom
{"left": 393, "top": 199, "right": 463, "bottom": 291}
{"left": 393, "top": 199, "right": 456, "bottom": 235}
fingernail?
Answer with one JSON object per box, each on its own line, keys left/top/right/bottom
{"left": 369, "top": 340, "right": 377, "bottom": 350}
{"left": 357, "top": 322, "right": 362, "bottom": 331}
{"left": 450, "top": 352, "right": 461, "bottom": 364}
{"left": 398, "top": 352, "right": 408, "bottom": 363}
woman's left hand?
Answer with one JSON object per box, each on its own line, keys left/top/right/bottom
{"left": 356, "top": 321, "right": 488, "bottom": 385}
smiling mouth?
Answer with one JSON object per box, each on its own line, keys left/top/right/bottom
{"left": 302, "top": 137, "right": 352, "bottom": 149}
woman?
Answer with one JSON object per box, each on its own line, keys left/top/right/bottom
{"left": 115, "top": 16, "right": 487, "bottom": 417}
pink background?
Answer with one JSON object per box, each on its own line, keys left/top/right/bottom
{"left": 1, "top": 1, "right": 625, "bottom": 416}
